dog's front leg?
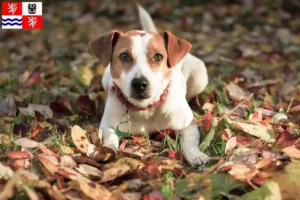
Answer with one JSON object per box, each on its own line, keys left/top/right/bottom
{"left": 180, "top": 122, "right": 210, "bottom": 166}
{"left": 100, "top": 96, "right": 123, "bottom": 153}
{"left": 101, "top": 125, "right": 119, "bottom": 153}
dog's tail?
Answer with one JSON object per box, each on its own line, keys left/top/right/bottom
{"left": 137, "top": 4, "right": 158, "bottom": 33}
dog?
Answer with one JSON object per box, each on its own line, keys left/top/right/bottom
{"left": 90, "top": 5, "right": 209, "bottom": 166}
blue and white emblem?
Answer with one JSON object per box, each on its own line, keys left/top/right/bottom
{"left": 2, "top": 16, "right": 22, "bottom": 29}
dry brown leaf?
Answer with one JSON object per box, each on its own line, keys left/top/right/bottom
{"left": 122, "top": 192, "right": 142, "bottom": 200}
{"left": 60, "top": 155, "right": 77, "bottom": 168}
{"left": 38, "top": 155, "right": 58, "bottom": 175}
{"left": 228, "top": 164, "right": 258, "bottom": 182}
{"left": 0, "top": 163, "right": 14, "bottom": 180}
{"left": 268, "top": 161, "right": 300, "bottom": 199}
{"left": 18, "top": 104, "right": 53, "bottom": 118}
{"left": 225, "top": 136, "right": 237, "bottom": 154}
{"left": 14, "top": 138, "right": 40, "bottom": 148}
{"left": 227, "top": 118, "right": 276, "bottom": 143}
{"left": 76, "top": 164, "right": 103, "bottom": 179}
{"left": 225, "top": 82, "right": 251, "bottom": 101}
{"left": 71, "top": 125, "right": 95, "bottom": 155}
{"left": 282, "top": 146, "right": 300, "bottom": 159}
{"left": 100, "top": 164, "right": 132, "bottom": 183}
{"left": 23, "top": 185, "right": 39, "bottom": 200}
{"left": 77, "top": 181, "right": 112, "bottom": 200}
{"left": 5, "top": 150, "right": 33, "bottom": 160}
{"left": 58, "top": 167, "right": 92, "bottom": 183}
{"left": 0, "top": 169, "right": 22, "bottom": 200}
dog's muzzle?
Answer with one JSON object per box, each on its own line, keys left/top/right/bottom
{"left": 131, "top": 76, "right": 150, "bottom": 99}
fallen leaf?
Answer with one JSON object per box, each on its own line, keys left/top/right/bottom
{"left": 282, "top": 146, "right": 300, "bottom": 159}
{"left": 23, "top": 71, "right": 41, "bottom": 88}
{"left": 76, "top": 95, "right": 96, "bottom": 116}
{"left": 18, "top": 104, "right": 53, "bottom": 118}
{"left": 227, "top": 118, "right": 276, "bottom": 143}
{"left": 6, "top": 151, "right": 33, "bottom": 160}
{"left": 59, "top": 167, "right": 91, "bottom": 183}
{"left": 71, "top": 125, "right": 93, "bottom": 155}
{"left": 228, "top": 164, "right": 258, "bottom": 183}
{"left": 200, "top": 118, "right": 218, "bottom": 151}
{"left": 14, "top": 138, "right": 40, "bottom": 148}
{"left": 225, "top": 136, "right": 238, "bottom": 154}
{"left": 175, "top": 173, "right": 212, "bottom": 200}
{"left": 100, "top": 164, "right": 132, "bottom": 183}
{"left": 123, "top": 192, "right": 142, "bottom": 200}
{"left": 73, "top": 156, "right": 101, "bottom": 167}
{"left": 50, "top": 102, "right": 72, "bottom": 118}
{"left": 249, "top": 182, "right": 281, "bottom": 199}
{"left": 77, "top": 181, "right": 112, "bottom": 200}
{"left": 0, "top": 169, "right": 22, "bottom": 200}
{"left": 13, "top": 122, "right": 30, "bottom": 136}
{"left": 271, "top": 130, "right": 298, "bottom": 151}
{"left": 0, "top": 163, "right": 14, "bottom": 180}
{"left": 75, "top": 66, "right": 94, "bottom": 86}
{"left": 60, "top": 155, "right": 77, "bottom": 168}
{"left": 271, "top": 113, "right": 288, "bottom": 124}
{"left": 76, "top": 164, "right": 103, "bottom": 179}
{"left": 225, "top": 82, "right": 251, "bottom": 101}
{"left": 288, "top": 105, "right": 300, "bottom": 114}
{"left": 264, "top": 161, "right": 300, "bottom": 199}
{"left": 249, "top": 78, "right": 282, "bottom": 87}
{"left": 10, "top": 158, "right": 30, "bottom": 169}
{"left": 202, "top": 111, "right": 214, "bottom": 132}
{"left": 23, "top": 185, "right": 39, "bottom": 200}
{"left": 209, "top": 173, "right": 246, "bottom": 199}
{"left": 38, "top": 155, "right": 58, "bottom": 176}
{"left": 0, "top": 96, "right": 16, "bottom": 116}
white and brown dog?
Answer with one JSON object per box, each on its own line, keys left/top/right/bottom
{"left": 90, "top": 5, "right": 209, "bottom": 166}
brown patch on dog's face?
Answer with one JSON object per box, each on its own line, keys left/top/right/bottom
{"left": 110, "top": 31, "right": 149, "bottom": 79}
{"left": 111, "top": 36, "right": 134, "bottom": 79}
{"left": 126, "top": 30, "right": 146, "bottom": 37}
{"left": 146, "top": 33, "right": 171, "bottom": 78}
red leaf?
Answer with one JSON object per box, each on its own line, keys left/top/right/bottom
{"left": 271, "top": 130, "right": 299, "bottom": 151}
{"left": 50, "top": 102, "right": 72, "bottom": 119}
{"left": 202, "top": 111, "right": 214, "bottom": 132}
{"left": 72, "top": 156, "right": 101, "bottom": 167}
{"left": 76, "top": 95, "right": 96, "bottom": 116}
{"left": 13, "top": 122, "right": 30, "bottom": 136}
{"left": 6, "top": 150, "right": 33, "bottom": 160}
{"left": 154, "top": 129, "right": 174, "bottom": 141}
{"left": 132, "top": 136, "right": 146, "bottom": 146}
{"left": 24, "top": 71, "right": 41, "bottom": 88}
{"left": 11, "top": 159, "right": 30, "bottom": 169}
{"left": 168, "top": 150, "right": 177, "bottom": 159}
{"left": 144, "top": 163, "right": 160, "bottom": 178}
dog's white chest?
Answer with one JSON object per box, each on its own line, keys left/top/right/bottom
{"left": 127, "top": 99, "right": 193, "bottom": 135}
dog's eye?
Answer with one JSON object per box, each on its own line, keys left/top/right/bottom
{"left": 154, "top": 54, "right": 163, "bottom": 62}
{"left": 119, "top": 53, "right": 132, "bottom": 62}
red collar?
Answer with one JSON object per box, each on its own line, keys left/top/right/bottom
{"left": 109, "top": 82, "right": 169, "bottom": 111}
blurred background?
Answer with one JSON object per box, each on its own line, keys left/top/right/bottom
{"left": 0, "top": 0, "right": 299, "bottom": 117}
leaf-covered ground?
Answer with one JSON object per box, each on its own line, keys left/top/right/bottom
{"left": 0, "top": 1, "right": 300, "bottom": 199}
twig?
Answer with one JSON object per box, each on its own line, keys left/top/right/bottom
{"left": 218, "top": 93, "right": 254, "bottom": 123}
{"left": 286, "top": 97, "right": 294, "bottom": 113}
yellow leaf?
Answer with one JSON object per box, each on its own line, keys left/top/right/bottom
{"left": 76, "top": 66, "right": 94, "bottom": 86}
{"left": 269, "top": 162, "right": 300, "bottom": 199}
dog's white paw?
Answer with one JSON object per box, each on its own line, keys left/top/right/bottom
{"left": 186, "top": 152, "right": 210, "bottom": 167}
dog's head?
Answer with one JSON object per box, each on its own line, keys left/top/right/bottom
{"left": 90, "top": 30, "right": 191, "bottom": 107}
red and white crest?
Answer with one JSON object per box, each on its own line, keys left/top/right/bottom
{"left": 2, "top": 2, "right": 42, "bottom": 29}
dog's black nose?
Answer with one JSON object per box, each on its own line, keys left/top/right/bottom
{"left": 131, "top": 77, "right": 149, "bottom": 93}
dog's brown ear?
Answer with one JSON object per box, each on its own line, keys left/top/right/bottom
{"left": 161, "top": 31, "right": 192, "bottom": 67}
{"left": 90, "top": 30, "right": 122, "bottom": 67}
